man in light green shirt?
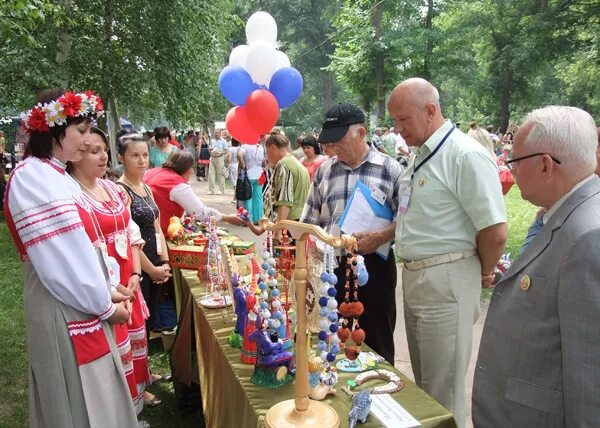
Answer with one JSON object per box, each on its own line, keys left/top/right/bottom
{"left": 388, "top": 78, "right": 507, "bottom": 428}
{"left": 264, "top": 132, "right": 310, "bottom": 221}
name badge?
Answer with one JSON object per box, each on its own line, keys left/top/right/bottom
{"left": 371, "top": 186, "right": 387, "bottom": 205}
{"left": 114, "top": 232, "right": 129, "bottom": 260}
{"left": 398, "top": 182, "right": 412, "bottom": 214}
{"left": 156, "top": 233, "right": 163, "bottom": 256}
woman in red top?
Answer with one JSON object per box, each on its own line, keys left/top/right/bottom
{"left": 70, "top": 128, "right": 153, "bottom": 416}
{"left": 300, "top": 135, "right": 328, "bottom": 181}
{"left": 143, "top": 150, "right": 244, "bottom": 236}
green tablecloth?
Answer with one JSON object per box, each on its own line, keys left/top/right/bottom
{"left": 179, "top": 268, "right": 456, "bottom": 428}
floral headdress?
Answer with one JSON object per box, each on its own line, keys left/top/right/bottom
{"left": 20, "top": 90, "right": 104, "bottom": 133}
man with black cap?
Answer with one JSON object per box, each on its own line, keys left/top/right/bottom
{"left": 300, "top": 103, "right": 403, "bottom": 364}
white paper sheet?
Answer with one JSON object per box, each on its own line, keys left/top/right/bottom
{"left": 370, "top": 394, "right": 421, "bottom": 428}
{"left": 339, "top": 188, "right": 391, "bottom": 258}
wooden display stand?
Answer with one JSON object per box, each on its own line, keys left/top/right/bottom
{"left": 259, "top": 219, "right": 355, "bottom": 428}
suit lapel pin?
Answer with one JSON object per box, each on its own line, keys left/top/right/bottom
{"left": 418, "top": 178, "right": 425, "bottom": 186}
{"left": 519, "top": 275, "right": 531, "bottom": 291}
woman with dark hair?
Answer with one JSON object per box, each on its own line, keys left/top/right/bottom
{"left": 70, "top": 127, "right": 155, "bottom": 415}
{"left": 149, "top": 126, "right": 176, "bottom": 168}
{"left": 4, "top": 88, "right": 138, "bottom": 427}
{"left": 116, "top": 133, "right": 175, "bottom": 336}
{"left": 143, "top": 150, "right": 244, "bottom": 236}
{"left": 300, "top": 135, "right": 327, "bottom": 181}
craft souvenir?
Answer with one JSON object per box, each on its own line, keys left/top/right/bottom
{"left": 241, "top": 294, "right": 258, "bottom": 364}
{"left": 257, "top": 230, "right": 292, "bottom": 350}
{"left": 232, "top": 241, "right": 256, "bottom": 255}
{"left": 166, "top": 216, "right": 185, "bottom": 242}
{"left": 198, "top": 216, "right": 232, "bottom": 308}
{"left": 307, "top": 338, "right": 338, "bottom": 401}
{"left": 348, "top": 389, "right": 372, "bottom": 428}
{"left": 237, "top": 207, "right": 250, "bottom": 222}
{"left": 342, "top": 369, "right": 404, "bottom": 396}
{"left": 248, "top": 315, "right": 295, "bottom": 388}
{"left": 227, "top": 273, "right": 246, "bottom": 349}
{"left": 336, "top": 244, "right": 368, "bottom": 371}
{"left": 315, "top": 243, "right": 341, "bottom": 365}
{"left": 336, "top": 351, "right": 384, "bottom": 373}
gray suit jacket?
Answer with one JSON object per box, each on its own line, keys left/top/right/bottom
{"left": 473, "top": 176, "right": 600, "bottom": 427}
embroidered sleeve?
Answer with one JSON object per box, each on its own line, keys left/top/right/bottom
{"left": 7, "top": 164, "right": 115, "bottom": 320}
{"left": 128, "top": 218, "right": 145, "bottom": 247}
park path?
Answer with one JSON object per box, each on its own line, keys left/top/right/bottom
{"left": 189, "top": 175, "right": 488, "bottom": 427}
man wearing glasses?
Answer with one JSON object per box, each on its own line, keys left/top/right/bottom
{"left": 473, "top": 106, "right": 600, "bottom": 427}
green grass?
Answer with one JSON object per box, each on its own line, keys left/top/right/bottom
{"left": 480, "top": 184, "right": 537, "bottom": 300}
{"left": 0, "top": 219, "right": 202, "bottom": 427}
{"left": 0, "top": 186, "right": 536, "bottom": 425}
{"left": 0, "top": 217, "right": 28, "bottom": 428}
{"left": 503, "top": 185, "right": 538, "bottom": 258}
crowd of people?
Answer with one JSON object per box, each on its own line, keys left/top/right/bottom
{"left": 3, "top": 78, "right": 600, "bottom": 428}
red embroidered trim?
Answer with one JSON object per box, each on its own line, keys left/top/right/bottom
{"left": 66, "top": 317, "right": 110, "bottom": 366}
{"left": 41, "top": 159, "right": 66, "bottom": 174}
{"left": 17, "top": 207, "right": 79, "bottom": 231}
{"left": 23, "top": 223, "right": 83, "bottom": 248}
{"left": 14, "top": 202, "right": 74, "bottom": 225}
{"left": 98, "top": 303, "right": 114, "bottom": 320}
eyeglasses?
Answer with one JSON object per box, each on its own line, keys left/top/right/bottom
{"left": 505, "top": 153, "right": 561, "bottom": 170}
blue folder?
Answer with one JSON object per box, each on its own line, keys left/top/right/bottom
{"left": 338, "top": 180, "right": 394, "bottom": 260}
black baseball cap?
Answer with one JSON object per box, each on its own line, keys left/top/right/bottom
{"left": 318, "top": 103, "right": 366, "bottom": 144}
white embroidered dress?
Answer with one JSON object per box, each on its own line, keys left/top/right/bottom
{"left": 4, "top": 156, "right": 137, "bottom": 428}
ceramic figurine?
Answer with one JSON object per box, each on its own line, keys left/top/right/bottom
{"left": 241, "top": 294, "right": 258, "bottom": 364}
{"left": 228, "top": 273, "right": 246, "bottom": 349}
{"left": 348, "top": 389, "right": 372, "bottom": 428}
{"left": 248, "top": 315, "right": 294, "bottom": 388}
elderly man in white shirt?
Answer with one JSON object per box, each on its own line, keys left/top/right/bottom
{"left": 388, "top": 78, "right": 507, "bottom": 428}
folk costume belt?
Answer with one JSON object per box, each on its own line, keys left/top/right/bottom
{"left": 402, "top": 250, "right": 477, "bottom": 271}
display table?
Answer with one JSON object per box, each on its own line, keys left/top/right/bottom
{"left": 175, "top": 267, "right": 456, "bottom": 428}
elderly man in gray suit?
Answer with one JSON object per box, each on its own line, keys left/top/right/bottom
{"left": 473, "top": 106, "right": 600, "bottom": 427}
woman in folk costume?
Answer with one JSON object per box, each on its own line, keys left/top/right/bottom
{"left": 69, "top": 127, "right": 153, "bottom": 414}
{"left": 3, "top": 88, "right": 137, "bottom": 427}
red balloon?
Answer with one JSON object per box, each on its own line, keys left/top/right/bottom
{"left": 225, "top": 106, "right": 260, "bottom": 144}
{"left": 245, "top": 89, "right": 279, "bottom": 134}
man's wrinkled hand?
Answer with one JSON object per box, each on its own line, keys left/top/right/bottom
{"left": 353, "top": 231, "right": 381, "bottom": 255}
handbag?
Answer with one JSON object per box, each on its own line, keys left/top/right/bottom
{"left": 236, "top": 168, "right": 253, "bottom": 201}
{"left": 220, "top": 165, "right": 230, "bottom": 178}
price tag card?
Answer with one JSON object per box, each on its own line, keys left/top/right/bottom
{"left": 370, "top": 394, "right": 421, "bottom": 428}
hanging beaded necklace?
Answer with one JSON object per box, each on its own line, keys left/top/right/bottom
{"left": 337, "top": 245, "right": 366, "bottom": 361}
{"left": 316, "top": 243, "right": 341, "bottom": 365}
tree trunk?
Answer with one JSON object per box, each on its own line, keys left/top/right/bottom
{"left": 372, "top": 2, "right": 385, "bottom": 125}
{"left": 322, "top": 71, "right": 334, "bottom": 114}
{"left": 499, "top": 70, "right": 513, "bottom": 132}
{"left": 107, "top": 94, "right": 120, "bottom": 170}
{"left": 423, "top": 0, "right": 434, "bottom": 82}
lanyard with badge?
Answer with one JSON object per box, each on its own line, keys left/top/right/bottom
{"left": 398, "top": 126, "right": 455, "bottom": 214}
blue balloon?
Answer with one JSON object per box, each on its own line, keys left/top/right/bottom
{"left": 268, "top": 67, "right": 303, "bottom": 109}
{"left": 218, "top": 65, "right": 254, "bottom": 106}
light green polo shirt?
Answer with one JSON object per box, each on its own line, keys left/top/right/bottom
{"left": 272, "top": 154, "right": 310, "bottom": 220}
{"left": 395, "top": 120, "right": 507, "bottom": 260}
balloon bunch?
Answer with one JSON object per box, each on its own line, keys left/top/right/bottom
{"left": 219, "top": 11, "right": 304, "bottom": 145}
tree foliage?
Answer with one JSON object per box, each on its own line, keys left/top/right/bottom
{"left": 0, "top": 0, "right": 236, "bottom": 128}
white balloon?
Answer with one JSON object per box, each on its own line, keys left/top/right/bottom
{"left": 246, "top": 11, "right": 278, "bottom": 45}
{"left": 229, "top": 45, "right": 250, "bottom": 68}
{"left": 274, "top": 50, "right": 290, "bottom": 71}
{"left": 246, "top": 40, "right": 277, "bottom": 85}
